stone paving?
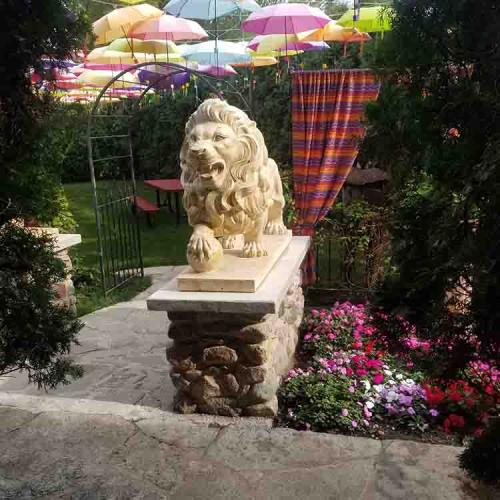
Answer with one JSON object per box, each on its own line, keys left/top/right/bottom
{"left": 0, "top": 393, "right": 479, "bottom": 500}
{"left": 0, "top": 267, "right": 487, "bottom": 499}
{"left": 0, "top": 267, "right": 180, "bottom": 410}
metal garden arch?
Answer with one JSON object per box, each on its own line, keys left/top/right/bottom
{"left": 87, "top": 62, "right": 251, "bottom": 294}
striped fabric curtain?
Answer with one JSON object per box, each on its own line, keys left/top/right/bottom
{"left": 292, "top": 69, "right": 380, "bottom": 285}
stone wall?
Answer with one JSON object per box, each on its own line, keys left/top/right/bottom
{"left": 53, "top": 248, "right": 77, "bottom": 316}
{"left": 166, "top": 272, "right": 304, "bottom": 417}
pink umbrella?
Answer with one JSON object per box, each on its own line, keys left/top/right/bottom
{"left": 241, "top": 4, "right": 331, "bottom": 35}
{"left": 248, "top": 35, "right": 329, "bottom": 53}
{"left": 129, "top": 14, "right": 208, "bottom": 41}
{"left": 197, "top": 64, "right": 238, "bottom": 77}
{"left": 83, "top": 62, "right": 135, "bottom": 71}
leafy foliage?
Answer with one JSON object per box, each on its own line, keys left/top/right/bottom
{"left": 364, "top": 0, "right": 500, "bottom": 364}
{"left": 0, "top": 225, "right": 83, "bottom": 388}
{"left": 460, "top": 418, "right": 500, "bottom": 485}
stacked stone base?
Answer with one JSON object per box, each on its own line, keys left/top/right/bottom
{"left": 167, "top": 274, "right": 303, "bottom": 417}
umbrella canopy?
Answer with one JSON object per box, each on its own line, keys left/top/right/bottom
{"left": 77, "top": 69, "right": 141, "bottom": 88}
{"left": 248, "top": 34, "right": 328, "bottom": 54}
{"left": 233, "top": 56, "right": 278, "bottom": 68}
{"left": 108, "top": 38, "right": 180, "bottom": 55}
{"left": 197, "top": 64, "right": 238, "bottom": 77}
{"left": 181, "top": 40, "right": 251, "bottom": 65}
{"left": 138, "top": 68, "right": 190, "bottom": 89}
{"left": 241, "top": 4, "right": 331, "bottom": 35}
{"left": 165, "top": 0, "right": 260, "bottom": 21}
{"left": 83, "top": 62, "right": 135, "bottom": 71}
{"left": 93, "top": 3, "right": 163, "bottom": 45}
{"left": 297, "top": 21, "right": 358, "bottom": 42}
{"left": 337, "top": 6, "right": 392, "bottom": 33}
{"left": 129, "top": 14, "right": 208, "bottom": 41}
{"left": 87, "top": 46, "right": 184, "bottom": 64}
{"left": 346, "top": 31, "right": 372, "bottom": 43}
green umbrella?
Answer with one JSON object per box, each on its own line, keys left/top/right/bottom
{"left": 337, "top": 6, "right": 392, "bottom": 33}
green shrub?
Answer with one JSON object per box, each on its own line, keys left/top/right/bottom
{"left": 279, "top": 372, "right": 366, "bottom": 432}
{"left": 0, "top": 224, "right": 83, "bottom": 388}
{"left": 460, "top": 419, "right": 500, "bottom": 485}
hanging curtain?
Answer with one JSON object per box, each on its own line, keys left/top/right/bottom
{"left": 292, "top": 69, "right": 380, "bottom": 285}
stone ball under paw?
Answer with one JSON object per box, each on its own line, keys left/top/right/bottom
{"left": 187, "top": 236, "right": 223, "bottom": 273}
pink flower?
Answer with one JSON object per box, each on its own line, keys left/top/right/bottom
{"left": 373, "top": 373, "right": 384, "bottom": 385}
{"left": 364, "top": 407, "right": 373, "bottom": 418}
{"left": 304, "top": 333, "right": 312, "bottom": 341}
{"left": 351, "top": 420, "right": 358, "bottom": 428}
{"left": 348, "top": 386, "right": 355, "bottom": 393}
{"left": 327, "top": 333, "right": 336, "bottom": 340}
{"left": 341, "top": 409, "right": 349, "bottom": 417}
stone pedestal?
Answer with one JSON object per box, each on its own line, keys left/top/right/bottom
{"left": 147, "top": 236, "right": 310, "bottom": 417}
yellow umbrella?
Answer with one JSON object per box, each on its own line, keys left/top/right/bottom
{"left": 248, "top": 34, "right": 301, "bottom": 54}
{"left": 297, "top": 21, "right": 359, "bottom": 42}
{"left": 93, "top": 4, "right": 163, "bottom": 45}
{"left": 77, "top": 69, "right": 140, "bottom": 88}
{"left": 247, "top": 48, "right": 302, "bottom": 58}
{"left": 108, "top": 38, "right": 180, "bottom": 55}
{"left": 88, "top": 48, "right": 184, "bottom": 64}
{"left": 233, "top": 56, "right": 278, "bottom": 68}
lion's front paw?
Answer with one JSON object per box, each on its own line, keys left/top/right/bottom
{"left": 187, "top": 232, "right": 223, "bottom": 272}
{"left": 241, "top": 240, "right": 268, "bottom": 258}
{"left": 220, "top": 234, "right": 239, "bottom": 250}
{"left": 264, "top": 220, "right": 288, "bottom": 235}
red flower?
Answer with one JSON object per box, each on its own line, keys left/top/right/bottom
{"left": 424, "top": 385, "right": 445, "bottom": 407}
{"left": 444, "top": 413, "right": 466, "bottom": 433}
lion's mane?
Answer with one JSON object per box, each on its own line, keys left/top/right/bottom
{"left": 180, "top": 98, "right": 272, "bottom": 231}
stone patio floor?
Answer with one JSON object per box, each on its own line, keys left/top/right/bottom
{"left": 0, "top": 267, "right": 488, "bottom": 499}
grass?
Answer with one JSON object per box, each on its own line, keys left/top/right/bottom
{"left": 76, "top": 275, "right": 152, "bottom": 317}
{"left": 64, "top": 181, "right": 191, "bottom": 269}
{"left": 64, "top": 181, "right": 191, "bottom": 316}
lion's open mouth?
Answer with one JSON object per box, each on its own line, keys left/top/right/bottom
{"left": 199, "top": 160, "right": 225, "bottom": 180}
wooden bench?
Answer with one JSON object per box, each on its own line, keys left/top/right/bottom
{"left": 131, "top": 196, "right": 160, "bottom": 227}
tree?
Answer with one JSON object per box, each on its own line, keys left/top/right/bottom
{"left": 363, "top": 0, "right": 500, "bottom": 368}
{"left": 0, "top": 1, "right": 90, "bottom": 387}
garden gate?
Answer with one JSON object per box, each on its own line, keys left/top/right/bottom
{"left": 87, "top": 62, "right": 251, "bottom": 294}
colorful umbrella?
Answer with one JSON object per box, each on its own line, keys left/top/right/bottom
{"left": 164, "top": 0, "right": 260, "bottom": 21}
{"left": 138, "top": 68, "right": 190, "bottom": 89}
{"left": 83, "top": 62, "right": 135, "bottom": 71}
{"left": 248, "top": 34, "right": 328, "bottom": 54}
{"left": 108, "top": 38, "right": 180, "bottom": 55}
{"left": 197, "top": 64, "right": 238, "bottom": 77}
{"left": 233, "top": 56, "right": 278, "bottom": 68}
{"left": 181, "top": 40, "right": 251, "bottom": 66}
{"left": 87, "top": 47, "right": 184, "bottom": 64}
{"left": 129, "top": 14, "right": 208, "bottom": 41}
{"left": 77, "top": 69, "right": 141, "bottom": 88}
{"left": 241, "top": 4, "right": 331, "bottom": 35}
{"left": 337, "top": 6, "right": 392, "bottom": 33}
{"left": 297, "top": 21, "right": 359, "bottom": 42}
{"left": 93, "top": 3, "right": 163, "bottom": 45}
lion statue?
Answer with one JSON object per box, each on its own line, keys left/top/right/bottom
{"left": 180, "top": 98, "right": 287, "bottom": 272}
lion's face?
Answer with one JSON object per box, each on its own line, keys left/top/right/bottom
{"left": 185, "top": 121, "right": 241, "bottom": 191}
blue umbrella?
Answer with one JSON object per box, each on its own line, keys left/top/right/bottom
{"left": 164, "top": 0, "right": 260, "bottom": 21}
{"left": 181, "top": 40, "right": 251, "bottom": 65}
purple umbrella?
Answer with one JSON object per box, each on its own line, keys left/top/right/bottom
{"left": 138, "top": 68, "right": 190, "bottom": 90}
{"left": 241, "top": 4, "right": 331, "bottom": 35}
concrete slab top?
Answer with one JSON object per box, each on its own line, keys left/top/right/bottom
{"left": 147, "top": 236, "right": 310, "bottom": 315}
{"left": 54, "top": 233, "right": 82, "bottom": 252}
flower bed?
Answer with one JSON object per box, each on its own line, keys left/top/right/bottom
{"left": 279, "top": 302, "right": 499, "bottom": 441}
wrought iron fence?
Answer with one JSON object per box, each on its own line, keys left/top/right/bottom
{"left": 312, "top": 202, "right": 389, "bottom": 293}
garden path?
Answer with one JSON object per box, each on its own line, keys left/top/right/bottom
{"left": 0, "top": 266, "right": 182, "bottom": 410}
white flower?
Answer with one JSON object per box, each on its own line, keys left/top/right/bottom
{"left": 395, "top": 374, "right": 404, "bottom": 380}
{"left": 404, "top": 379, "right": 415, "bottom": 385}
{"left": 386, "top": 390, "right": 397, "bottom": 402}
{"left": 384, "top": 369, "right": 393, "bottom": 376}
{"left": 363, "top": 380, "right": 371, "bottom": 392}
{"left": 365, "top": 401, "right": 375, "bottom": 409}
{"left": 374, "top": 385, "right": 384, "bottom": 393}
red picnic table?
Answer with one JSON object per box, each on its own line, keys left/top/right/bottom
{"left": 144, "top": 179, "right": 183, "bottom": 225}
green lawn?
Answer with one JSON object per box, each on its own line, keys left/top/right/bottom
{"left": 64, "top": 181, "right": 191, "bottom": 316}
{"left": 64, "top": 181, "right": 191, "bottom": 270}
